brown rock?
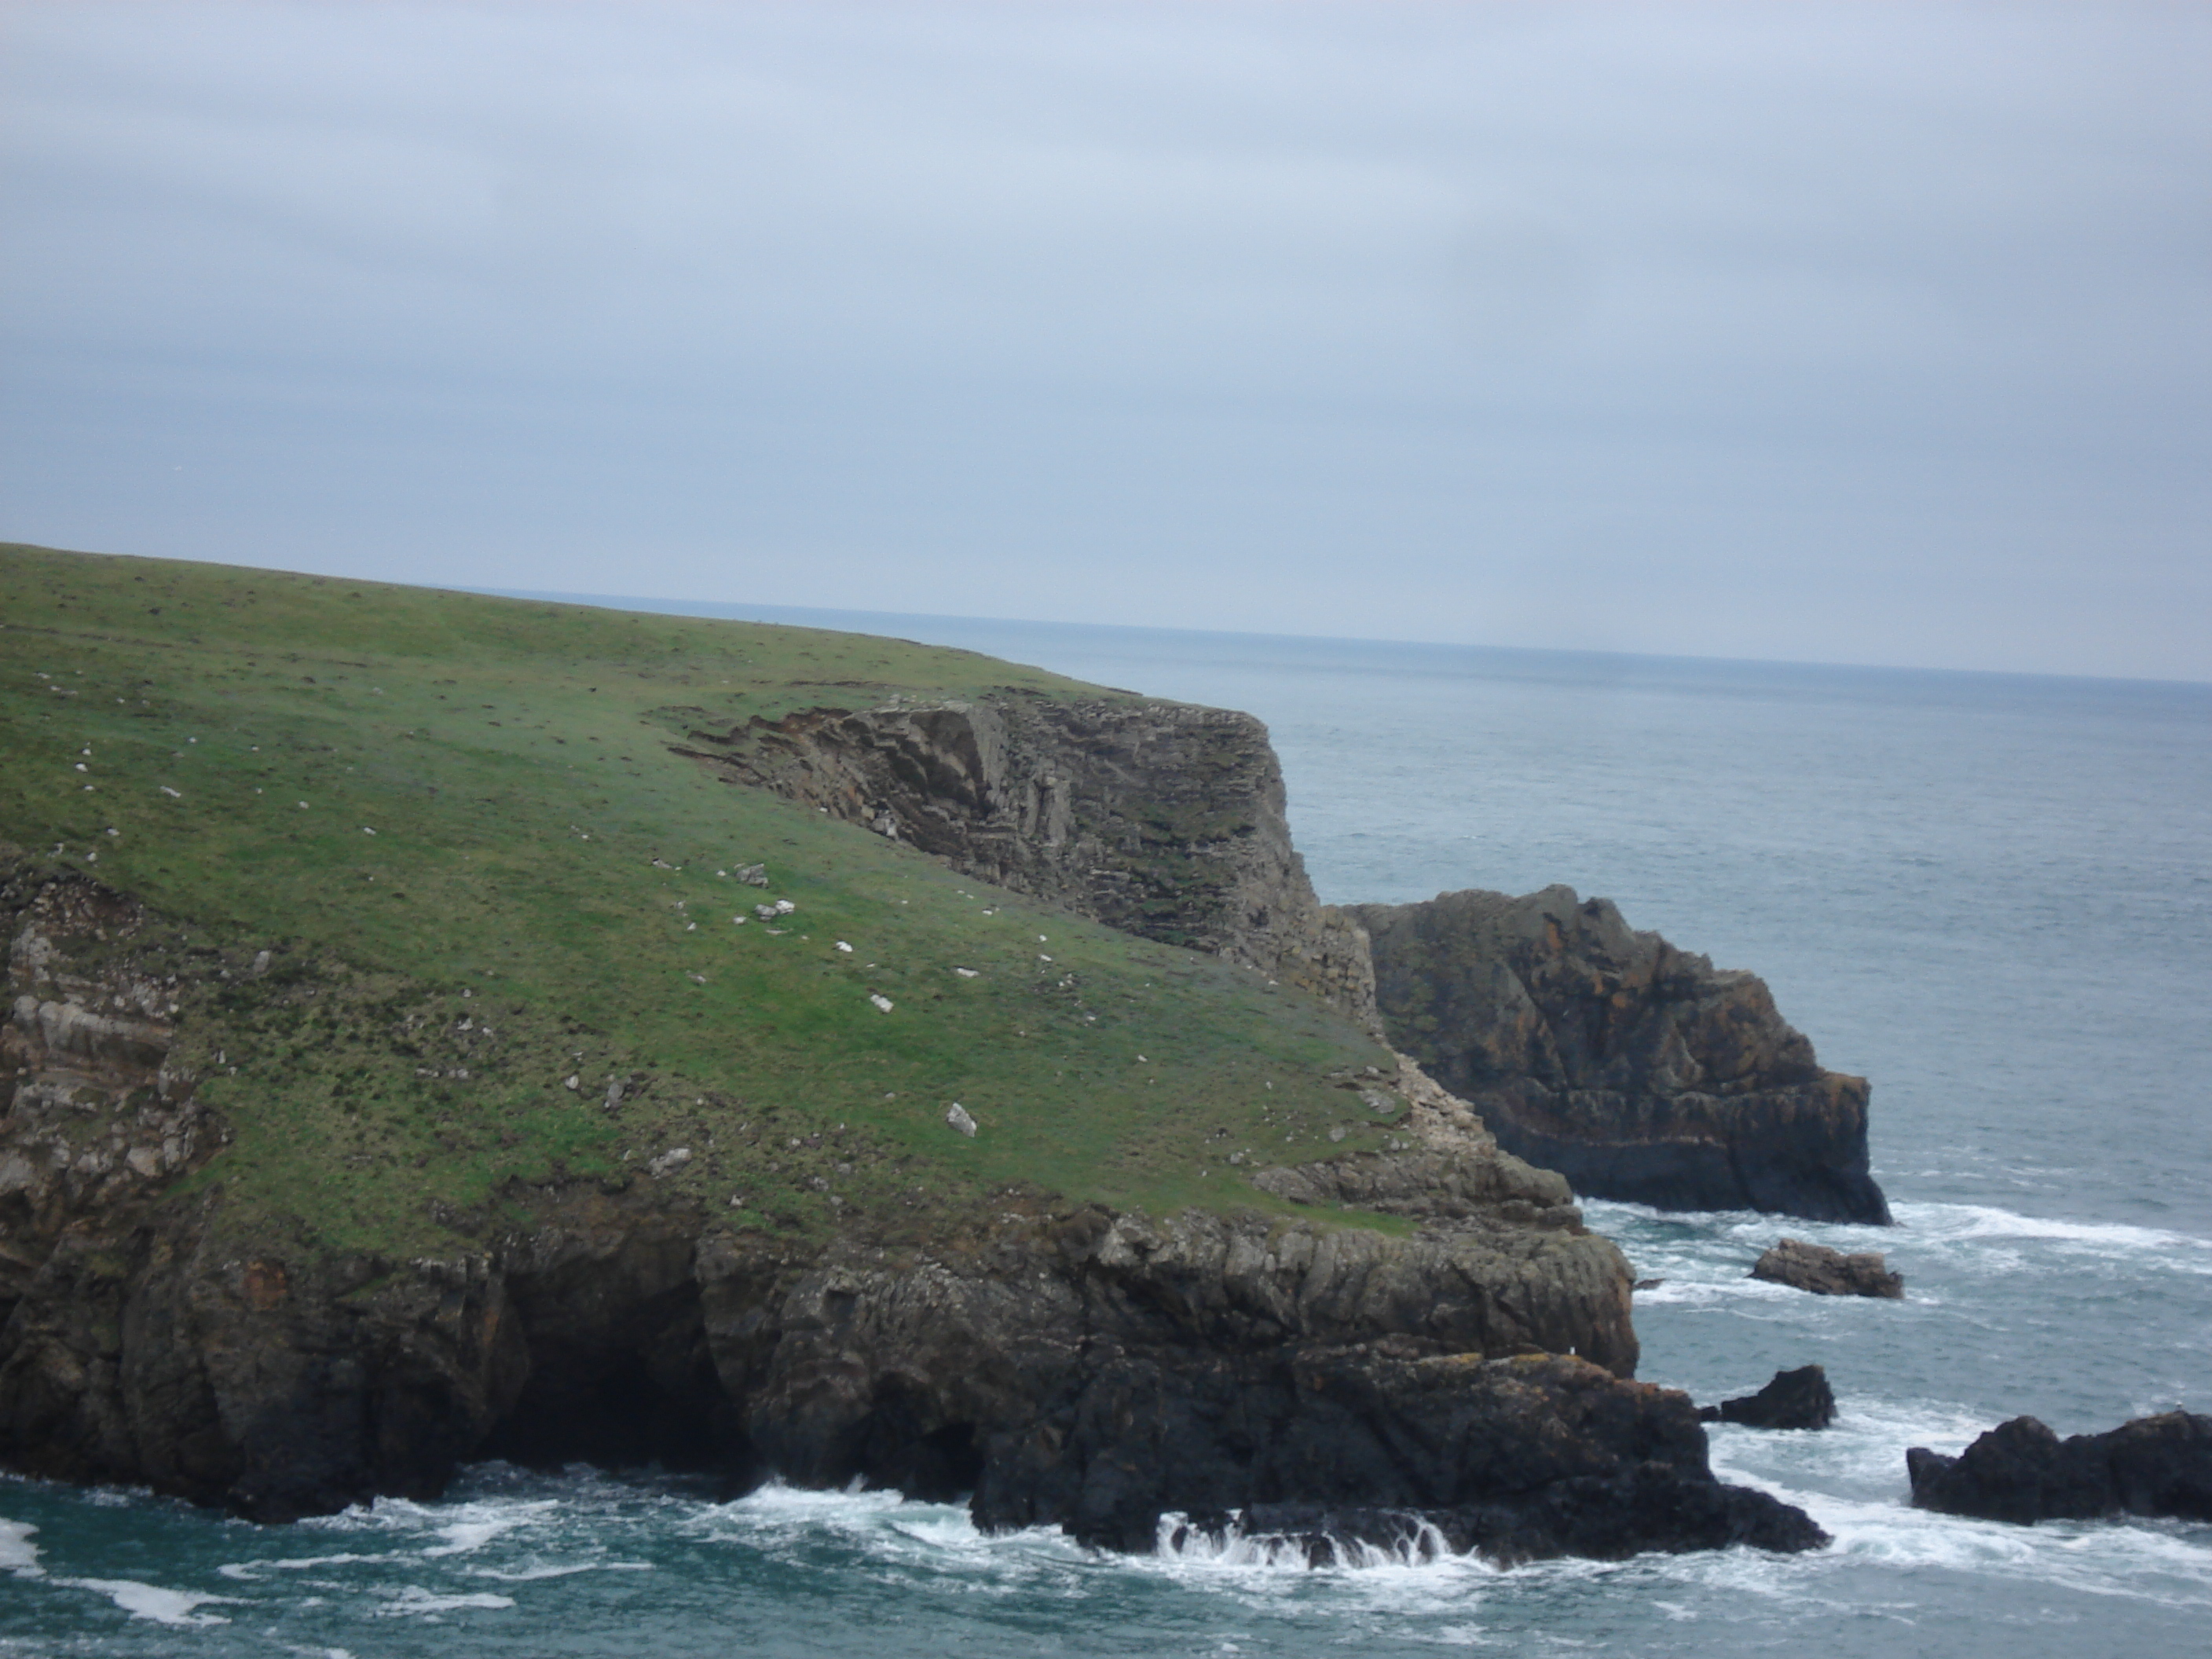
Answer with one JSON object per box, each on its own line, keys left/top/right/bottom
{"left": 1750, "top": 1237, "right": 1903, "bottom": 1298}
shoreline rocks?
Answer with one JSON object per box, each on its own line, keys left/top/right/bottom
{"left": 1908, "top": 1412, "right": 2212, "bottom": 1524}
{"left": 1699, "top": 1365, "right": 1837, "bottom": 1430}
{"left": 1342, "top": 886, "right": 1889, "bottom": 1224}
{"left": 1752, "top": 1238, "right": 1903, "bottom": 1298}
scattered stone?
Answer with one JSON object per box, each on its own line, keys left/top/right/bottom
{"left": 1751, "top": 1238, "right": 1903, "bottom": 1298}
{"left": 734, "top": 863, "right": 768, "bottom": 885}
{"left": 251, "top": 950, "right": 271, "bottom": 975}
{"left": 159, "top": 786, "right": 180, "bottom": 798}
{"left": 775, "top": 899, "right": 796, "bottom": 914}
{"left": 647, "top": 1147, "right": 691, "bottom": 1177}
{"left": 835, "top": 941, "right": 853, "bottom": 954}
{"left": 869, "top": 994, "right": 894, "bottom": 1013}
{"left": 1908, "top": 1412, "right": 2212, "bottom": 1524}
{"left": 602, "top": 1078, "right": 624, "bottom": 1111}
{"left": 1698, "top": 1365, "right": 1837, "bottom": 1430}
{"left": 361, "top": 826, "right": 376, "bottom": 836}
{"left": 563, "top": 1074, "right": 580, "bottom": 1090}
{"left": 954, "top": 967, "right": 979, "bottom": 978}
{"left": 945, "top": 1103, "right": 977, "bottom": 1137}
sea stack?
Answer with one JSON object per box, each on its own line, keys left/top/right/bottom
{"left": 1341, "top": 886, "right": 1890, "bottom": 1224}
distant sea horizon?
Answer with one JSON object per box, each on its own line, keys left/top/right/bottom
{"left": 475, "top": 587, "right": 2212, "bottom": 697}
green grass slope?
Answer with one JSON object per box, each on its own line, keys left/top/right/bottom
{"left": 1, "top": 542, "right": 1405, "bottom": 1256}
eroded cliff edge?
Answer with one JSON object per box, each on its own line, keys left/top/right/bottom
{"left": 1342, "top": 886, "right": 1890, "bottom": 1225}
{"left": 673, "top": 694, "right": 1379, "bottom": 1024}
{"left": 0, "top": 855, "right": 1822, "bottom": 1560}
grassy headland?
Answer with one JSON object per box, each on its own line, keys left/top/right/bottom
{"left": 1, "top": 542, "right": 1404, "bottom": 1258}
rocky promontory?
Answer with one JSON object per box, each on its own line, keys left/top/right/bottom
{"left": 0, "top": 546, "right": 1842, "bottom": 1568}
{"left": 1908, "top": 1412, "right": 2212, "bottom": 1525}
{"left": 1342, "top": 886, "right": 1889, "bottom": 1224}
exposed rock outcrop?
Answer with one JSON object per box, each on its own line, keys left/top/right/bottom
{"left": 1752, "top": 1238, "right": 1903, "bottom": 1299}
{"left": 1177, "top": 1473, "right": 1829, "bottom": 1568}
{"left": 1342, "top": 885, "right": 1889, "bottom": 1223}
{"left": 1699, "top": 1364, "right": 1837, "bottom": 1429}
{"left": 676, "top": 694, "right": 1377, "bottom": 1024}
{"left": 0, "top": 859, "right": 1826, "bottom": 1562}
{"left": 1907, "top": 1412, "right": 2212, "bottom": 1524}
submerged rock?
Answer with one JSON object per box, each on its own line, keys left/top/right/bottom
{"left": 1180, "top": 1472, "right": 1829, "bottom": 1569}
{"left": 1907, "top": 1412, "right": 2212, "bottom": 1524}
{"left": 1751, "top": 1238, "right": 1903, "bottom": 1298}
{"left": 1698, "top": 1364, "right": 1837, "bottom": 1430}
{"left": 1341, "top": 886, "right": 1889, "bottom": 1224}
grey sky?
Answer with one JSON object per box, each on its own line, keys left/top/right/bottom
{"left": 2, "top": 2, "right": 2206, "bottom": 679}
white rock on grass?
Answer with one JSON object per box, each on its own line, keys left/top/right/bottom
{"left": 945, "top": 1103, "right": 977, "bottom": 1137}
{"left": 954, "top": 967, "right": 979, "bottom": 978}
{"left": 835, "top": 941, "right": 853, "bottom": 954}
{"left": 648, "top": 1147, "right": 691, "bottom": 1177}
{"left": 869, "top": 994, "right": 894, "bottom": 1013}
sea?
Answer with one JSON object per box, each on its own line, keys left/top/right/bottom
{"left": 7, "top": 607, "right": 2210, "bottom": 1657}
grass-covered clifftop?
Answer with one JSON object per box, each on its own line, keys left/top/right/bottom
{"left": 1, "top": 542, "right": 1404, "bottom": 1257}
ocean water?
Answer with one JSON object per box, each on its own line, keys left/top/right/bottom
{"left": 7, "top": 613, "right": 2210, "bottom": 1656}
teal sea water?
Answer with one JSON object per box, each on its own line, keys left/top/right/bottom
{"left": 7, "top": 610, "right": 2210, "bottom": 1657}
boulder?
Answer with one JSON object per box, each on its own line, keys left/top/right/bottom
{"left": 1908, "top": 1411, "right": 2212, "bottom": 1524}
{"left": 1751, "top": 1238, "right": 1902, "bottom": 1298}
{"left": 1342, "top": 887, "right": 1888, "bottom": 1223}
{"left": 1698, "top": 1364, "right": 1837, "bottom": 1429}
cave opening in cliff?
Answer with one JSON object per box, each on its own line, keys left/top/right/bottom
{"left": 480, "top": 1349, "right": 740, "bottom": 1479}
{"left": 848, "top": 1382, "right": 983, "bottom": 1503}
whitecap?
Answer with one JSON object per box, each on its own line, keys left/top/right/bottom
{"left": 367, "top": 1585, "right": 518, "bottom": 1616}
{"left": 0, "top": 1516, "right": 41, "bottom": 1573}
{"left": 52, "top": 1575, "right": 244, "bottom": 1625}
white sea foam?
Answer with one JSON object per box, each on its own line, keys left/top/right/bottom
{"left": 464, "top": 1558, "right": 654, "bottom": 1581}
{"left": 218, "top": 1551, "right": 397, "bottom": 1580}
{"left": 365, "top": 1585, "right": 518, "bottom": 1617}
{"left": 52, "top": 1576, "right": 243, "bottom": 1625}
{"left": 0, "top": 1516, "right": 40, "bottom": 1573}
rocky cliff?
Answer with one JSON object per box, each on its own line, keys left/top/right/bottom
{"left": 674, "top": 694, "right": 1378, "bottom": 1024}
{"left": 1342, "top": 886, "right": 1889, "bottom": 1224}
{"left": 0, "top": 858, "right": 1823, "bottom": 1561}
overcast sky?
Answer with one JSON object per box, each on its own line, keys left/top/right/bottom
{"left": 2, "top": 2, "right": 2206, "bottom": 679}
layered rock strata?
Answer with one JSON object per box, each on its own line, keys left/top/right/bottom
{"left": 1907, "top": 1412, "right": 2212, "bottom": 1524}
{"left": 675, "top": 695, "right": 1376, "bottom": 1024}
{"left": 0, "top": 861, "right": 1824, "bottom": 1562}
{"left": 1342, "top": 886, "right": 1889, "bottom": 1224}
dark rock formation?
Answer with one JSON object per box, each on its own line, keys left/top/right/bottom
{"left": 1699, "top": 1364, "right": 1837, "bottom": 1429}
{"left": 1752, "top": 1238, "right": 1903, "bottom": 1298}
{"left": 675, "top": 694, "right": 1376, "bottom": 1022}
{"left": 1907, "top": 1412, "right": 2212, "bottom": 1525}
{"left": 1343, "top": 885, "right": 1889, "bottom": 1223}
{"left": 0, "top": 859, "right": 1824, "bottom": 1563}
{"left": 1177, "top": 1473, "right": 1829, "bottom": 1569}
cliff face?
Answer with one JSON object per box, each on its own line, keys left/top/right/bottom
{"left": 674, "top": 695, "right": 1378, "bottom": 1024}
{"left": 1343, "top": 886, "right": 1889, "bottom": 1225}
{"left": 0, "top": 860, "right": 1822, "bottom": 1560}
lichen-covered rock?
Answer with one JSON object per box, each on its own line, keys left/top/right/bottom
{"left": 1698, "top": 1364, "right": 1837, "bottom": 1429}
{"left": 1342, "top": 885, "right": 1889, "bottom": 1223}
{"left": 676, "top": 695, "right": 1377, "bottom": 1024}
{"left": 1752, "top": 1238, "right": 1902, "bottom": 1298}
{"left": 1908, "top": 1412, "right": 2212, "bottom": 1524}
